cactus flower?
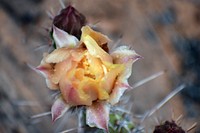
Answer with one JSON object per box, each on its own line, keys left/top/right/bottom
{"left": 36, "top": 25, "right": 140, "bottom": 131}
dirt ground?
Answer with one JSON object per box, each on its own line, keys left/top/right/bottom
{"left": 0, "top": 0, "right": 200, "bottom": 132}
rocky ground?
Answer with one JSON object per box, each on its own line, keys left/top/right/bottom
{"left": 0, "top": 0, "right": 200, "bottom": 132}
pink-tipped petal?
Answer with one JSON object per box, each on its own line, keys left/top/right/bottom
{"left": 53, "top": 25, "right": 78, "bottom": 48}
{"left": 36, "top": 54, "right": 54, "bottom": 77}
{"left": 51, "top": 97, "right": 70, "bottom": 122}
{"left": 86, "top": 101, "right": 110, "bottom": 132}
{"left": 28, "top": 63, "right": 52, "bottom": 82}
{"left": 36, "top": 67, "right": 58, "bottom": 90}
{"left": 36, "top": 65, "right": 52, "bottom": 78}
{"left": 109, "top": 46, "right": 141, "bottom": 104}
{"left": 36, "top": 62, "right": 58, "bottom": 90}
{"left": 111, "top": 46, "right": 142, "bottom": 64}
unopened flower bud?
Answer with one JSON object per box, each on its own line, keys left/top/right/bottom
{"left": 154, "top": 121, "right": 185, "bottom": 133}
{"left": 53, "top": 5, "right": 86, "bottom": 39}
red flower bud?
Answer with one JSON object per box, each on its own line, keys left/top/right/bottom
{"left": 154, "top": 121, "right": 185, "bottom": 133}
{"left": 53, "top": 5, "right": 86, "bottom": 39}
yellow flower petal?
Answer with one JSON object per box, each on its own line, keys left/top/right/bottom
{"left": 45, "top": 48, "right": 70, "bottom": 63}
{"left": 86, "top": 54, "right": 104, "bottom": 79}
{"left": 108, "top": 46, "right": 141, "bottom": 104}
{"left": 79, "top": 77, "right": 99, "bottom": 102}
{"left": 100, "top": 63, "right": 124, "bottom": 94}
{"left": 81, "top": 26, "right": 111, "bottom": 46}
{"left": 51, "top": 59, "right": 72, "bottom": 84}
{"left": 82, "top": 35, "right": 112, "bottom": 63}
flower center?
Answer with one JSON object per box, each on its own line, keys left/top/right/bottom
{"left": 77, "top": 52, "right": 106, "bottom": 81}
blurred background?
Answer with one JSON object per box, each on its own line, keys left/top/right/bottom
{"left": 0, "top": 0, "right": 200, "bottom": 132}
